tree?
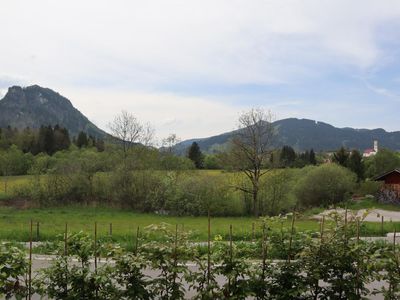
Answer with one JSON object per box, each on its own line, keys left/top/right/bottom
{"left": 309, "top": 149, "right": 317, "bottom": 165}
{"left": 17, "top": 127, "right": 37, "bottom": 153}
{"left": 0, "top": 145, "right": 32, "bottom": 193}
{"left": 53, "top": 125, "right": 71, "bottom": 152}
{"left": 364, "top": 148, "right": 400, "bottom": 178}
{"left": 95, "top": 138, "right": 105, "bottom": 152}
{"left": 76, "top": 131, "right": 88, "bottom": 148}
{"left": 108, "top": 110, "right": 154, "bottom": 159}
{"left": 347, "top": 150, "right": 364, "bottom": 181}
{"left": 280, "top": 145, "right": 296, "bottom": 168}
{"left": 228, "top": 108, "right": 275, "bottom": 217}
{"left": 107, "top": 111, "right": 155, "bottom": 207}
{"left": 204, "top": 154, "right": 221, "bottom": 169}
{"left": 38, "top": 125, "right": 55, "bottom": 155}
{"left": 333, "top": 147, "right": 349, "bottom": 167}
{"left": 162, "top": 134, "right": 181, "bottom": 153}
{"left": 261, "top": 169, "right": 297, "bottom": 216}
{"left": 188, "top": 142, "right": 204, "bottom": 169}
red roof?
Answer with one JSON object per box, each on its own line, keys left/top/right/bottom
{"left": 364, "top": 149, "right": 375, "bottom": 154}
{"left": 374, "top": 169, "right": 400, "bottom": 182}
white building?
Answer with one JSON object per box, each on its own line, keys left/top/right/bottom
{"left": 363, "top": 140, "right": 378, "bottom": 158}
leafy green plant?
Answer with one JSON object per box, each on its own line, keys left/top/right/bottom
{"left": 141, "top": 223, "right": 189, "bottom": 299}
{"left": 186, "top": 250, "right": 221, "bottom": 299}
{"left": 35, "top": 231, "right": 117, "bottom": 299}
{"left": 375, "top": 241, "right": 400, "bottom": 299}
{"left": 113, "top": 252, "right": 152, "bottom": 299}
{"left": 213, "top": 227, "right": 252, "bottom": 299}
{"left": 0, "top": 243, "right": 29, "bottom": 300}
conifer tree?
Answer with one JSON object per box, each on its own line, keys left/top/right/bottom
{"left": 279, "top": 145, "right": 296, "bottom": 167}
{"left": 333, "top": 147, "right": 349, "bottom": 167}
{"left": 348, "top": 149, "right": 364, "bottom": 181}
{"left": 76, "top": 131, "right": 89, "bottom": 148}
{"left": 309, "top": 149, "right": 317, "bottom": 165}
{"left": 37, "top": 125, "right": 55, "bottom": 155}
{"left": 188, "top": 142, "right": 204, "bottom": 169}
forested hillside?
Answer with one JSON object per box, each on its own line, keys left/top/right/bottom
{"left": 175, "top": 118, "right": 400, "bottom": 154}
{"left": 0, "top": 85, "right": 107, "bottom": 138}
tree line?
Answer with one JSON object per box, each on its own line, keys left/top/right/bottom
{"left": 1, "top": 109, "right": 400, "bottom": 217}
{"left": 0, "top": 125, "right": 105, "bottom": 155}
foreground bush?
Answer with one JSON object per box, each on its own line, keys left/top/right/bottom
{"left": 11, "top": 216, "right": 398, "bottom": 299}
{"left": 0, "top": 243, "right": 29, "bottom": 299}
{"left": 295, "top": 164, "right": 357, "bottom": 207}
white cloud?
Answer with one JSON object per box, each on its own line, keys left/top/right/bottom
{"left": 1, "top": 0, "right": 400, "bottom": 88}
{"left": 1, "top": 1, "right": 400, "bottom": 137}
{"left": 363, "top": 79, "right": 400, "bottom": 102}
{"left": 62, "top": 88, "right": 247, "bottom": 140}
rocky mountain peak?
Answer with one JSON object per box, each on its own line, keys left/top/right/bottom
{"left": 0, "top": 85, "right": 107, "bottom": 138}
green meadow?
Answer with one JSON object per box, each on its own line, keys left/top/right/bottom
{"left": 0, "top": 206, "right": 397, "bottom": 243}
{"left": 0, "top": 175, "right": 398, "bottom": 243}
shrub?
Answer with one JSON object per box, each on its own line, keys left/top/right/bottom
{"left": 259, "top": 169, "right": 298, "bottom": 216}
{"left": 0, "top": 243, "right": 29, "bottom": 299}
{"left": 295, "top": 164, "right": 357, "bottom": 207}
{"left": 354, "top": 180, "right": 383, "bottom": 197}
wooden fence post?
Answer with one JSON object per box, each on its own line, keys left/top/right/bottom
{"left": 228, "top": 224, "right": 233, "bottom": 295}
{"left": 29, "top": 220, "right": 33, "bottom": 300}
{"left": 262, "top": 223, "right": 267, "bottom": 280}
{"left": 135, "top": 226, "right": 140, "bottom": 255}
{"left": 109, "top": 223, "right": 112, "bottom": 236}
{"left": 64, "top": 223, "right": 68, "bottom": 256}
{"left": 207, "top": 210, "right": 211, "bottom": 285}
{"left": 288, "top": 212, "right": 296, "bottom": 263}
{"left": 174, "top": 224, "right": 178, "bottom": 265}
{"left": 252, "top": 222, "right": 255, "bottom": 242}
{"left": 64, "top": 222, "right": 68, "bottom": 297}
{"left": 320, "top": 216, "right": 325, "bottom": 243}
{"left": 393, "top": 227, "right": 397, "bottom": 250}
{"left": 94, "top": 222, "right": 98, "bottom": 273}
{"left": 36, "top": 222, "right": 40, "bottom": 241}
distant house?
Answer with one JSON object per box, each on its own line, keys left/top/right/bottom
{"left": 375, "top": 169, "right": 400, "bottom": 203}
{"left": 363, "top": 140, "right": 379, "bottom": 158}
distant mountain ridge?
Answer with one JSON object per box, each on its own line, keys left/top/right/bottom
{"left": 174, "top": 118, "right": 400, "bottom": 154}
{"left": 1, "top": 85, "right": 400, "bottom": 153}
{"left": 0, "top": 85, "right": 107, "bottom": 137}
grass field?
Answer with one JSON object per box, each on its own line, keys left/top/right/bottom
{"left": 0, "top": 206, "right": 398, "bottom": 244}
{"left": 1, "top": 175, "right": 400, "bottom": 243}
{"left": 0, "top": 206, "right": 320, "bottom": 242}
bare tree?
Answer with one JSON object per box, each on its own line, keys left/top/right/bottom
{"left": 230, "top": 108, "right": 276, "bottom": 217}
{"left": 108, "top": 111, "right": 154, "bottom": 158}
{"left": 162, "top": 133, "right": 181, "bottom": 153}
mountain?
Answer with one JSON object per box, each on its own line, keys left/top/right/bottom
{"left": 175, "top": 118, "right": 400, "bottom": 154}
{"left": 0, "top": 85, "right": 107, "bottom": 137}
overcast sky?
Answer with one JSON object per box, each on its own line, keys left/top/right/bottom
{"left": 1, "top": 0, "right": 400, "bottom": 140}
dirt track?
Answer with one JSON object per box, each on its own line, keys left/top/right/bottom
{"left": 314, "top": 208, "right": 400, "bottom": 222}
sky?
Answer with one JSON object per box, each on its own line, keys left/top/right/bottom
{"left": 1, "top": 0, "right": 400, "bottom": 141}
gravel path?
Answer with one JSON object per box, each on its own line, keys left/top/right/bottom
{"left": 314, "top": 208, "right": 400, "bottom": 222}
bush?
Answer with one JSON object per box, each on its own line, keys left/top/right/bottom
{"left": 354, "top": 180, "right": 383, "bottom": 197}
{"left": 0, "top": 243, "right": 29, "bottom": 299}
{"left": 364, "top": 149, "right": 400, "bottom": 179}
{"left": 295, "top": 164, "right": 357, "bottom": 207}
{"left": 165, "top": 173, "right": 243, "bottom": 216}
{"left": 259, "top": 169, "right": 298, "bottom": 216}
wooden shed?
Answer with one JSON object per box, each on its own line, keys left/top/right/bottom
{"left": 375, "top": 169, "right": 400, "bottom": 201}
